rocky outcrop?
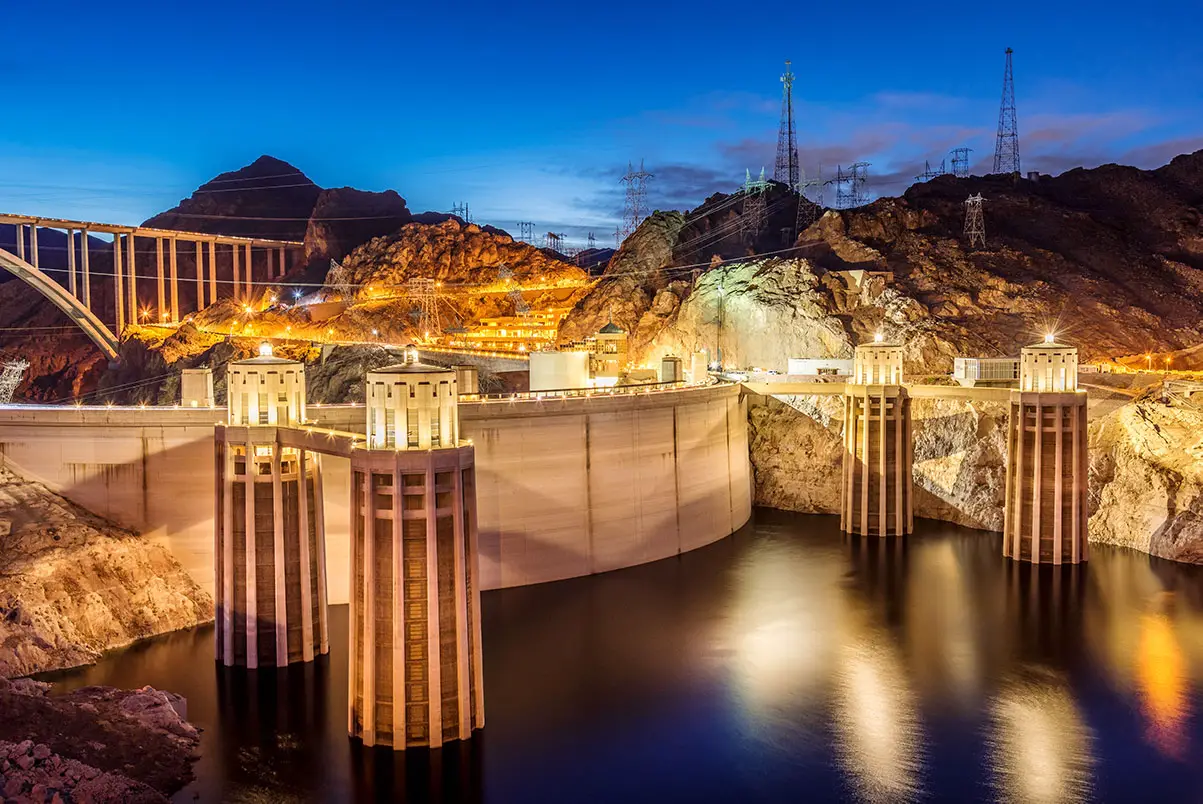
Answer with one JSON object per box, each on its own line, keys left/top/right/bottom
{"left": 328, "top": 218, "right": 586, "bottom": 292}
{"left": 0, "top": 678, "right": 199, "bottom": 801}
{"left": 0, "top": 465, "right": 212, "bottom": 678}
{"left": 303, "top": 187, "right": 411, "bottom": 270}
{"left": 557, "top": 211, "right": 686, "bottom": 347}
{"left": 748, "top": 392, "right": 1008, "bottom": 531}
{"left": 1089, "top": 395, "right": 1203, "bottom": 563}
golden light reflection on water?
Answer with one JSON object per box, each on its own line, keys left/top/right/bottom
{"left": 989, "top": 675, "right": 1094, "bottom": 804}
{"left": 832, "top": 638, "right": 924, "bottom": 802}
{"left": 1136, "top": 608, "right": 1188, "bottom": 759}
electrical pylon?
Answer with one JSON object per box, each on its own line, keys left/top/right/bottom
{"left": 828, "top": 163, "right": 870, "bottom": 209}
{"left": 497, "top": 263, "right": 530, "bottom": 315}
{"left": 517, "top": 221, "right": 535, "bottom": 243}
{"left": 964, "top": 194, "right": 986, "bottom": 248}
{"left": 950, "top": 147, "right": 972, "bottom": 178}
{"left": 774, "top": 60, "right": 800, "bottom": 189}
{"left": 620, "top": 160, "right": 654, "bottom": 239}
{"left": 794, "top": 167, "right": 824, "bottom": 239}
{"left": 0, "top": 359, "right": 29, "bottom": 404}
{"left": 915, "top": 159, "right": 948, "bottom": 182}
{"left": 406, "top": 278, "right": 442, "bottom": 337}
{"left": 993, "top": 48, "right": 1021, "bottom": 175}
{"left": 741, "top": 168, "right": 771, "bottom": 245}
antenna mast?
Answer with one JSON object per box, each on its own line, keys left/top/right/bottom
{"left": 774, "top": 60, "right": 800, "bottom": 188}
{"left": 993, "top": 48, "right": 1021, "bottom": 175}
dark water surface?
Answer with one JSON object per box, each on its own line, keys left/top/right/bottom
{"left": 45, "top": 511, "right": 1203, "bottom": 803}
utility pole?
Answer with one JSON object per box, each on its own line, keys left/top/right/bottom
{"left": 774, "top": 60, "right": 800, "bottom": 189}
{"left": 517, "top": 221, "right": 535, "bottom": 243}
{"left": 741, "top": 168, "right": 771, "bottom": 246}
{"left": 994, "top": 48, "right": 1021, "bottom": 175}
{"left": 964, "top": 194, "right": 986, "bottom": 248}
{"left": 620, "top": 160, "right": 654, "bottom": 239}
{"left": 950, "top": 147, "right": 972, "bottom": 178}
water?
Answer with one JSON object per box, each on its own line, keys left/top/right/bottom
{"left": 44, "top": 510, "right": 1203, "bottom": 803}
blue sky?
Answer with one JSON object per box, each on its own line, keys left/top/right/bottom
{"left": 3, "top": 0, "right": 1201, "bottom": 248}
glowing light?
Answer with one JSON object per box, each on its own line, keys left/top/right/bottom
{"left": 269, "top": 294, "right": 278, "bottom": 304}
{"left": 243, "top": 305, "right": 253, "bottom": 314}
{"left": 1044, "top": 332, "right": 1056, "bottom": 344}
{"left": 874, "top": 331, "right": 884, "bottom": 343}
{"left": 139, "top": 309, "right": 150, "bottom": 321}
{"left": 258, "top": 342, "right": 273, "bottom": 357}
{"left": 293, "top": 289, "right": 303, "bottom": 300}
{"left": 371, "top": 329, "right": 379, "bottom": 337}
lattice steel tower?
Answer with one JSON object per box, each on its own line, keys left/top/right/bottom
{"left": 517, "top": 221, "right": 535, "bottom": 243}
{"left": 993, "top": 48, "right": 1021, "bottom": 175}
{"left": 741, "top": 168, "right": 771, "bottom": 245}
{"left": 829, "top": 163, "right": 870, "bottom": 209}
{"left": 951, "top": 147, "right": 972, "bottom": 178}
{"left": 774, "top": 60, "right": 800, "bottom": 189}
{"left": 964, "top": 194, "right": 986, "bottom": 248}
{"left": 620, "top": 160, "right": 654, "bottom": 239}
{"left": 0, "top": 359, "right": 28, "bottom": 404}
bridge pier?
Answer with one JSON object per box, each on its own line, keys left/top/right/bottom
{"left": 1003, "top": 338, "right": 1089, "bottom": 564}
{"left": 215, "top": 346, "right": 329, "bottom": 667}
{"left": 349, "top": 353, "right": 484, "bottom": 750}
{"left": 840, "top": 338, "right": 913, "bottom": 538}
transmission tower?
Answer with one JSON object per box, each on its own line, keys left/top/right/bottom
{"left": 993, "top": 48, "right": 1021, "bottom": 175}
{"left": 774, "top": 60, "right": 800, "bottom": 189}
{"left": 950, "top": 147, "right": 972, "bottom": 178}
{"left": 794, "top": 167, "right": 825, "bottom": 239}
{"left": 915, "top": 159, "right": 948, "bottom": 182}
{"left": 406, "top": 278, "right": 442, "bottom": 337}
{"left": 0, "top": 358, "right": 29, "bottom": 404}
{"left": 450, "top": 202, "right": 471, "bottom": 222}
{"left": 964, "top": 194, "right": 986, "bottom": 248}
{"left": 497, "top": 263, "right": 530, "bottom": 315}
{"left": 613, "top": 226, "right": 622, "bottom": 249}
{"left": 828, "top": 162, "right": 870, "bottom": 209}
{"left": 587, "top": 232, "right": 597, "bottom": 250}
{"left": 741, "top": 168, "right": 771, "bottom": 245}
{"left": 517, "top": 221, "right": 535, "bottom": 243}
{"left": 620, "top": 159, "right": 654, "bottom": 239}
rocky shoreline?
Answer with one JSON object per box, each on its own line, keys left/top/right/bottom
{"left": 0, "top": 678, "right": 199, "bottom": 802}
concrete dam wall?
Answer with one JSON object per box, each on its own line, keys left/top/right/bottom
{"left": 0, "top": 383, "right": 751, "bottom": 602}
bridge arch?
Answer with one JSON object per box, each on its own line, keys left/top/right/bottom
{"left": 0, "top": 248, "right": 119, "bottom": 359}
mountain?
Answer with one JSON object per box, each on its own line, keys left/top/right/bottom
{"left": 559, "top": 150, "right": 1203, "bottom": 372}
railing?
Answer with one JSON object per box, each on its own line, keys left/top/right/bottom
{"left": 460, "top": 380, "right": 709, "bottom": 403}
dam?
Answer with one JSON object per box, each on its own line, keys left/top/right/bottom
{"left": 0, "top": 380, "right": 752, "bottom": 602}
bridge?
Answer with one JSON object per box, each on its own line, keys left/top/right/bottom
{"left": 0, "top": 214, "right": 304, "bottom": 359}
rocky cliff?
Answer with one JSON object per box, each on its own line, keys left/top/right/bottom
{"left": 0, "top": 465, "right": 212, "bottom": 678}
{"left": 1089, "top": 394, "right": 1203, "bottom": 563}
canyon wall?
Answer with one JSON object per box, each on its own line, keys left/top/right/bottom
{"left": 0, "top": 464, "right": 212, "bottom": 678}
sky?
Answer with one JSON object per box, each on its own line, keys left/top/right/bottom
{"left": 3, "top": 0, "right": 1202, "bottom": 249}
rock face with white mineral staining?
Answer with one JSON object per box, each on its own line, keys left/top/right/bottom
{"left": 1089, "top": 395, "right": 1203, "bottom": 563}
{"left": 0, "top": 464, "right": 213, "bottom": 678}
{"left": 748, "top": 394, "right": 1009, "bottom": 532}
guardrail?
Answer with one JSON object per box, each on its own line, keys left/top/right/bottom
{"left": 460, "top": 380, "right": 710, "bottom": 403}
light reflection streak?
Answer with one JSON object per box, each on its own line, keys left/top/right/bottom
{"left": 989, "top": 676, "right": 1093, "bottom": 804}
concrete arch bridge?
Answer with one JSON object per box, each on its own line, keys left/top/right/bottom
{"left": 0, "top": 214, "right": 304, "bottom": 360}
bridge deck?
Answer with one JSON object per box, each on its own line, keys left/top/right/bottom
{"left": 0, "top": 213, "right": 302, "bottom": 248}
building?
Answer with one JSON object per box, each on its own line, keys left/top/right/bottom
{"left": 787, "top": 358, "right": 853, "bottom": 377}
{"left": 530, "top": 350, "right": 590, "bottom": 391}
{"left": 450, "top": 309, "right": 569, "bottom": 354}
{"left": 952, "top": 357, "right": 1020, "bottom": 388}
{"left": 214, "top": 344, "right": 329, "bottom": 668}
{"left": 348, "top": 349, "right": 484, "bottom": 749}
{"left": 841, "top": 336, "right": 913, "bottom": 538}
{"left": 1002, "top": 336, "right": 1088, "bottom": 564}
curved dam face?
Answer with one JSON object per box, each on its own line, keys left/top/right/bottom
{"left": 0, "top": 384, "right": 751, "bottom": 601}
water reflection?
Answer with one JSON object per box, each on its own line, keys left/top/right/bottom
{"left": 41, "top": 511, "right": 1203, "bottom": 802}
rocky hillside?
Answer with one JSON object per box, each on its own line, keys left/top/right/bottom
{"left": 0, "top": 464, "right": 212, "bottom": 678}
{"left": 562, "top": 151, "right": 1203, "bottom": 373}
{"left": 0, "top": 156, "right": 415, "bottom": 402}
